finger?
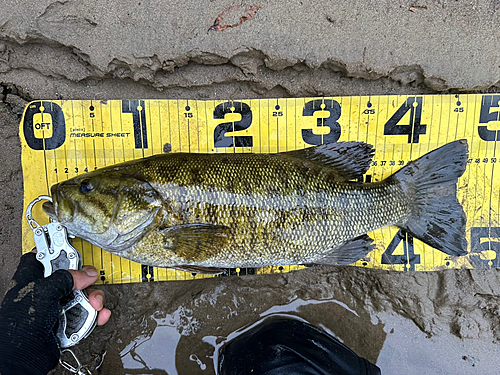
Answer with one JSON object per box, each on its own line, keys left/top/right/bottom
{"left": 97, "top": 308, "right": 112, "bottom": 326}
{"left": 68, "top": 266, "right": 98, "bottom": 290}
{"left": 87, "top": 289, "right": 105, "bottom": 311}
{"left": 86, "top": 289, "right": 111, "bottom": 326}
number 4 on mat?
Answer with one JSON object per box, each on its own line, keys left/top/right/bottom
{"left": 384, "top": 97, "right": 426, "bottom": 143}
{"left": 381, "top": 229, "right": 421, "bottom": 271}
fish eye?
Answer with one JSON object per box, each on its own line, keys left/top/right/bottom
{"left": 80, "top": 179, "right": 97, "bottom": 194}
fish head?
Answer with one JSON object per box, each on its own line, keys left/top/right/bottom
{"left": 43, "top": 170, "right": 164, "bottom": 252}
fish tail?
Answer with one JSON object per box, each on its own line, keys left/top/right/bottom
{"left": 394, "top": 140, "right": 468, "bottom": 256}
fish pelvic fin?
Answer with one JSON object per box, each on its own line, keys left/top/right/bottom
{"left": 394, "top": 140, "right": 468, "bottom": 257}
{"left": 162, "top": 223, "right": 230, "bottom": 261}
{"left": 314, "top": 234, "right": 376, "bottom": 266}
{"left": 283, "top": 141, "right": 374, "bottom": 181}
{"left": 172, "top": 265, "right": 226, "bottom": 275}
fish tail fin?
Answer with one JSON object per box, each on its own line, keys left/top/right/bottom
{"left": 394, "top": 140, "right": 468, "bottom": 256}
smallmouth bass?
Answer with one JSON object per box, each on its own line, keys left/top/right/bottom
{"left": 43, "top": 141, "right": 468, "bottom": 274}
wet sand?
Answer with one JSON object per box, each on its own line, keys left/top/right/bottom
{"left": 1, "top": 1, "right": 500, "bottom": 374}
{"left": 91, "top": 267, "right": 500, "bottom": 374}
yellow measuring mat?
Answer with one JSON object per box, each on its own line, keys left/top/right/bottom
{"left": 20, "top": 95, "right": 500, "bottom": 284}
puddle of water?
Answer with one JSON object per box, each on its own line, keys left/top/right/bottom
{"left": 120, "top": 306, "right": 200, "bottom": 374}
{"left": 189, "top": 354, "right": 207, "bottom": 371}
{"left": 121, "top": 325, "right": 181, "bottom": 373}
{"left": 259, "top": 297, "right": 360, "bottom": 317}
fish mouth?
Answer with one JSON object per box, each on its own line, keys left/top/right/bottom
{"left": 42, "top": 200, "right": 57, "bottom": 221}
{"left": 43, "top": 185, "right": 75, "bottom": 224}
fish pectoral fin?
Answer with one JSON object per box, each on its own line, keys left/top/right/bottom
{"left": 283, "top": 141, "right": 374, "bottom": 181}
{"left": 172, "top": 265, "right": 226, "bottom": 275}
{"left": 314, "top": 234, "right": 375, "bottom": 266}
{"left": 161, "top": 223, "right": 230, "bottom": 261}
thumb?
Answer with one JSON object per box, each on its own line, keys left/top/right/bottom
{"left": 68, "top": 266, "right": 99, "bottom": 290}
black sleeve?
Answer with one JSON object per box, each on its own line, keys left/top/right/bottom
{"left": 219, "top": 316, "right": 381, "bottom": 375}
{"left": 0, "top": 252, "right": 74, "bottom": 375}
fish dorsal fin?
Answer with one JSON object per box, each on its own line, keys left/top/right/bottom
{"left": 161, "top": 223, "right": 230, "bottom": 262}
{"left": 283, "top": 142, "right": 374, "bottom": 180}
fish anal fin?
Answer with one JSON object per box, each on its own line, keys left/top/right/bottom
{"left": 172, "top": 265, "right": 225, "bottom": 275}
{"left": 283, "top": 142, "right": 374, "bottom": 181}
{"left": 161, "top": 223, "right": 230, "bottom": 262}
{"left": 315, "top": 234, "right": 375, "bottom": 266}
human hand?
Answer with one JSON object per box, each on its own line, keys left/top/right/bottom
{"left": 67, "top": 263, "right": 112, "bottom": 327}
{"left": 0, "top": 252, "right": 111, "bottom": 375}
